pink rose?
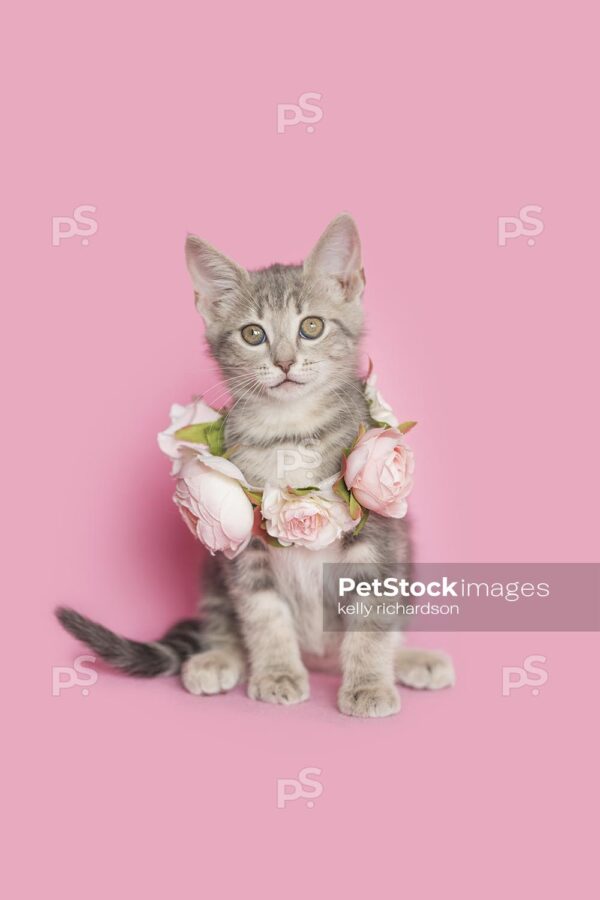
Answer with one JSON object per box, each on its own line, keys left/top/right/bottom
{"left": 261, "top": 482, "right": 355, "bottom": 550}
{"left": 174, "top": 455, "right": 254, "bottom": 559}
{"left": 344, "top": 428, "right": 414, "bottom": 518}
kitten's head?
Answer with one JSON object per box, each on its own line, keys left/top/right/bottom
{"left": 185, "top": 215, "right": 366, "bottom": 404}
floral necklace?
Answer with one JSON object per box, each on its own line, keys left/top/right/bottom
{"left": 158, "top": 371, "right": 416, "bottom": 558}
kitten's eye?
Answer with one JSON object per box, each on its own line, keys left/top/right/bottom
{"left": 299, "top": 316, "right": 325, "bottom": 340}
{"left": 241, "top": 324, "right": 266, "bottom": 345}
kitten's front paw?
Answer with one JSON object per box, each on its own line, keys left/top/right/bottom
{"left": 248, "top": 669, "right": 309, "bottom": 706}
{"left": 395, "top": 648, "right": 455, "bottom": 690}
{"left": 338, "top": 683, "right": 400, "bottom": 718}
{"left": 181, "top": 650, "right": 243, "bottom": 696}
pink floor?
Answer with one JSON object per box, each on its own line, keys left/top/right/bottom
{"left": 9, "top": 629, "right": 597, "bottom": 897}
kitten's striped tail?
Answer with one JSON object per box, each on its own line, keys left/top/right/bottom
{"left": 55, "top": 607, "right": 203, "bottom": 676}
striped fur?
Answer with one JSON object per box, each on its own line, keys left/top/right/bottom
{"left": 55, "top": 608, "right": 203, "bottom": 676}
{"left": 56, "top": 215, "right": 454, "bottom": 715}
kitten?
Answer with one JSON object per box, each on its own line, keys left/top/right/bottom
{"left": 57, "top": 215, "right": 454, "bottom": 717}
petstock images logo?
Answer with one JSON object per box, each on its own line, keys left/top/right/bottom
{"left": 322, "top": 563, "right": 599, "bottom": 632}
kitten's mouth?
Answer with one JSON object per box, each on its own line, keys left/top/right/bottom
{"left": 270, "top": 377, "right": 305, "bottom": 390}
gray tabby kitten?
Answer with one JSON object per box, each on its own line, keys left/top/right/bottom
{"left": 57, "top": 215, "right": 454, "bottom": 717}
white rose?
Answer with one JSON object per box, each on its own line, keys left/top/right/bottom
{"left": 157, "top": 398, "right": 221, "bottom": 474}
{"left": 364, "top": 373, "right": 399, "bottom": 428}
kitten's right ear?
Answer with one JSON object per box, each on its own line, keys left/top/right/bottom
{"left": 185, "top": 235, "right": 248, "bottom": 321}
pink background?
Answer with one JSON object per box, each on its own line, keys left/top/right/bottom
{"left": 2, "top": 1, "right": 598, "bottom": 898}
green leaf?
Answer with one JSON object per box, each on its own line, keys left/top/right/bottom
{"left": 353, "top": 509, "right": 369, "bottom": 536}
{"left": 174, "top": 423, "right": 205, "bottom": 443}
{"left": 287, "top": 486, "right": 320, "bottom": 496}
{"left": 175, "top": 418, "right": 226, "bottom": 456}
{"left": 242, "top": 487, "right": 263, "bottom": 507}
{"left": 348, "top": 493, "right": 363, "bottom": 521}
{"left": 333, "top": 476, "right": 352, "bottom": 505}
{"left": 335, "top": 474, "right": 364, "bottom": 520}
{"left": 347, "top": 423, "right": 367, "bottom": 451}
{"left": 398, "top": 420, "right": 417, "bottom": 435}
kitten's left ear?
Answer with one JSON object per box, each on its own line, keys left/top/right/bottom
{"left": 304, "top": 213, "right": 365, "bottom": 302}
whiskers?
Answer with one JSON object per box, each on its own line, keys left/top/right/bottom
{"left": 201, "top": 372, "right": 261, "bottom": 410}
{"left": 227, "top": 376, "right": 264, "bottom": 416}
{"left": 197, "top": 359, "right": 365, "bottom": 428}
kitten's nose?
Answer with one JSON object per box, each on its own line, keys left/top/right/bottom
{"left": 276, "top": 359, "right": 294, "bottom": 374}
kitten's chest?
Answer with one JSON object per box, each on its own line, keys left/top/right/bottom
{"left": 228, "top": 441, "right": 329, "bottom": 488}
{"left": 224, "top": 391, "right": 368, "bottom": 488}
{"left": 268, "top": 545, "right": 342, "bottom": 655}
